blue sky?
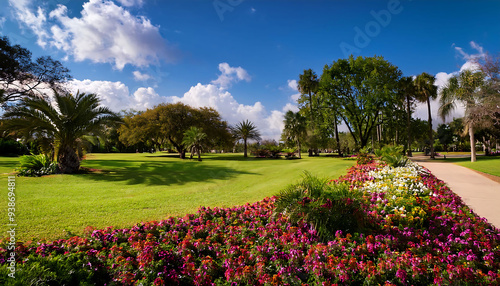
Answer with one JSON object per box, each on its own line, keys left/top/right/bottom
{"left": 1, "top": 0, "right": 499, "bottom": 139}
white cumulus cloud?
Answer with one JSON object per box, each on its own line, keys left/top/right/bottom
{"left": 133, "top": 71, "right": 152, "bottom": 81}
{"left": 66, "top": 79, "right": 165, "bottom": 112}
{"left": 8, "top": 0, "right": 50, "bottom": 47}
{"left": 9, "top": 0, "right": 174, "bottom": 70}
{"left": 211, "top": 62, "right": 251, "bottom": 89}
{"left": 169, "top": 64, "right": 298, "bottom": 141}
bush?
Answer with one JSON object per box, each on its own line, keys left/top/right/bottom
{"left": 274, "top": 172, "right": 366, "bottom": 241}
{"left": 0, "top": 139, "right": 26, "bottom": 156}
{"left": 252, "top": 145, "right": 282, "bottom": 159}
{"left": 281, "top": 148, "right": 297, "bottom": 159}
{"left": 374, "top": 145, "right": 408, "bottom": 167}
{"left": 0, "top": 253, "right": 108, "bottom": 285}
{"left": 17, "top": 154, "right": 58, "bottom": 177}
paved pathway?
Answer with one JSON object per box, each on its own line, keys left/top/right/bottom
{"left": 411, "top": 157, "right": 500, "bottom": 229}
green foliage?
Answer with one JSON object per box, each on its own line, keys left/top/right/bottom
{"left": 282, "top": 110, "right": 307, "bottom": 159}
{"left": 320, "top": 55, "right": 403, "bottom": 148}
{"left": 182, "top": 126, "right": 208, "bottom": 161}
{"left": 0, "top": 253, "right": 108, "bottom": 285}
{"left": 119, "top": 103, "right": 233, "bottom": 158}
{"left": 0, "top": 138, "right": 26, "bottom": 156}
{"left": 1, "top": 91, "right": 121, "bottom": 173}
{"left": 232, "top": 120, "right": 261, "bottom": 158}
{"left": 281, "top": 148, "right": 297, "bottom": 159}
{"left": 17, "top": 153, "right": 58, "bottom": 177}
{"left": 375, "top": 145, "right": 408, "bottom": 167}
{"left": 274, "top": 172, "right": 365, "bottom": 242}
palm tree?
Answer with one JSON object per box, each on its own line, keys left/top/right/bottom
{"left": 182, "top": 126, "right": 207, "bottom": 161}
{"left": 399, "top": 76, "right": 417, "bottom": 157}
{"left": 298, "top": 69, "right": 319, "bottom": 156}
{"left": 283, "top": 110, "right": 307, "bottom": 159}
{"left": 414, "top": 72, "right": 438, "bottom": 159}
{"left": 232, "top": 120, "right": 261, "bottom": 158}
{"left": 439, "top": 70, "right": 485, "bottom": 162}
{"left": 1, "top": 91, "right": 120, "bottom": 173}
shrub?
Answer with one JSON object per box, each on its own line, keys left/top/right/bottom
{"left": 281, "top": 148, "right": 297, "bottom": 159}
{"left": 17, "top": 154, "right": 58, "bottom": 177}
{"left": 252, "top": 145, "right": 282, "bottom": 158}
{"left": 274, "top": 172, "right": 366, "bottom": 241}
{"left": 0, "top": 253, "right": 108, "bottom": 285}
{"left": 0, "top": 139, "right": 26, "bottom": 156}
{"left": 374, "top": 145, "right": 408, "bottom": 167}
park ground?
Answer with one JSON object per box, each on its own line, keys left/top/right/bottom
{"left": 0, "top": 153, "right": 355, "bottom": 241}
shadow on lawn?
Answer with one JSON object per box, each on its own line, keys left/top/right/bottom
{"left": 79, "top": 160, "right": 256, "bottom": 186}
{"left": 433, "top": 155, "right": 500, "bottom": 163}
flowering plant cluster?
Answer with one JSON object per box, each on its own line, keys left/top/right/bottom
{"left": 0, "top": 161, "right": 499, "bottom": 285}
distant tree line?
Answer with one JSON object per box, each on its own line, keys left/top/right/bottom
{"left": 281, "top": 55, "right": 500, "bottom": 162}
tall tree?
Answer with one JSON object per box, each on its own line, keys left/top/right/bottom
{"left": 320, "top": 56, "right": 402, "bottom": 148}
{"left": 398, "top": 76, "right": 417, "bottom": 156}
{"left": 317, "top": 82, "right": 343, "bottom": 156}
{"left": 1, "top": 91, "right": 121, "bottom": 173}
{"left": 414, "top": 72, "right": 438, "bottom": 159}
{"left": 439, "top": 70, "right": 485, "bottom": 162}
{"left": 298, "top": 69, "right": 320, "bottom": 156}
{"left": 182, "top": 127, "right": 207, "bottom": 161}
{"left": 297, "top": 69, "right": 319, "bottom": 123}
{"left": 232, "top": 120, "right": 261, "bottom": 158}
{"left": 282, "top": 110, "right": 307, "bottom": 159}
{"left": 119, "top": 103, "right": 231, "bottom": 158}
{"left": 0, "top": 36, "right": 71, "bottom": 106}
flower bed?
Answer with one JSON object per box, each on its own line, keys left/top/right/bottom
{"left": 1, "top": 162, "right": 499, "bottom": 285}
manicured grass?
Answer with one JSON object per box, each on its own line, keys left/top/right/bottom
{"left": 433, "top": 154, "right": 500, "bottom": 177}
{"left": 0, "top": 152, "right": 354, "bottom": 241}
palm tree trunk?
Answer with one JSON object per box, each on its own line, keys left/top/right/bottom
{"left": 58, "top": 144, "right": 80, "bottom": 174}
{"left": 197, "top": 146, "right": 202, "bottom": 161}
{"left": 427, "top": 99, "right": 435, "bottom": 159}
{"left": 243, "top": 138, "right": 248, "bottom": 158}
{"left": 406, "top": 95, "right": 412, "bottom": 157}
{"left": 469, "top": 123, "right": 476, "bottom": 162}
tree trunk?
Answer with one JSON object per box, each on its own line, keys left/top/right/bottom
{"left": 197, "top": 146, "right": 202, "bottom": 161}
{"left": 298, "top": 140, "right": 301, "bottom": 159}
{"left": 243, "top": 138, "right": 248, "bottom": 158}
{"left": 58, "top": 144, "right": 80, "bottom": 174}
{"left": 406, "top": 95, "right": 413, "bottom": 157}
{"left": 469, "top": 123, "right": 476, "bottom": 162}
{"left": 334, "top": 116, "right": 342, "bottom": 157}
{"left": 427, "top": 99, "right": 435, "bottom": 159}
{"left": 190, "top": 146, "right": 194, "bottom": 159}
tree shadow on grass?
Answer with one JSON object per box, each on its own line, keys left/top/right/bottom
{"left": 79, "top": 159, "right": 257, "bottom": 186}
{"left": 433, "top": 155, "right": 500, "bottom": 163}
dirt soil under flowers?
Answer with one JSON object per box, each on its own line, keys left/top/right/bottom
{"left": 412, "top": 156, "right": 500, "bottom": 229}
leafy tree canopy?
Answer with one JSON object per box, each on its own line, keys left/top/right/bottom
{"left": 0, "top": 36, "right": 71, "bottom": 107}
{"left": 119, "top": 103, "right": 232, "bottom": 158}
{"left": 320, "top": 55, "right": 402, "bottom": 148}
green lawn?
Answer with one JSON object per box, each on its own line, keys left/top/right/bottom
{"left": 433, "top": 155, "right": 500, "bottom": 177}
{"left": 0, "top": 152, "right": 354, "bottom": 241}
